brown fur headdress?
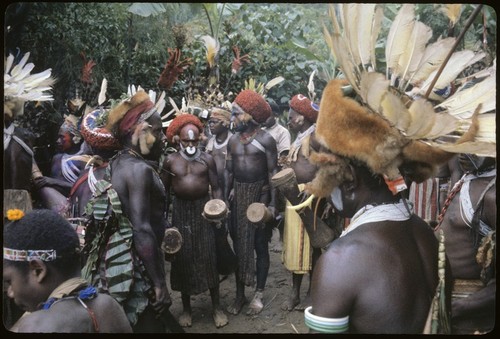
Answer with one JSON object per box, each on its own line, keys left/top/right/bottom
{"left": 306, "top": 79, "right": 479, "bottom": 198}
{"left": 106, "top": 90, "right": 155, "bottom": 139}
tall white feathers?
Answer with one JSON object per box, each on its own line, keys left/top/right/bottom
{"left": 324, "top": 4, "right": 496, "bottom": 157}
{"left": 98, "top": 78, "right": 108, "bottom": 106}
{"left": 4, "top": 52, "right": 55, "bottom": 102}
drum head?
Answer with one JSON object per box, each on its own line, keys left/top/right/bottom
{"left": 203, "top": 199, "right": 227, "bottom": 220}
{"left": 271, "top": 168, "right": 296, "bottom": 187}
{"left": 246, "top": 202, "right": 270, "bottom": 223}
{"left": 162, "top": 228, "right": 183, "bottom": 254}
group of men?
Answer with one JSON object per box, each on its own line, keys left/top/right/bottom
{"left": 4, "top": 78, "right": 496, "bottom": 334}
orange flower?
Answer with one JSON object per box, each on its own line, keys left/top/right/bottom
{"left": 7, "top": 209, "right": 24, "bottom": 221}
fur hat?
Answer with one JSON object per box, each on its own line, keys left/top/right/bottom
{"left": 105, "top": 90, "right": 155, "bottom": 139}
{"left": 233, "top": 89, "right": 272, "bottom": 123}
{"left": 289, "top": 94, "right": 319, "bottom": 123}
{"left": 306, "top": 79, "right": 478, "bottom": 197}
{"left": 210, "top": 107, "right": 231, "bottom": 127}
{"left": 166, "top": 114, "right": 204, "bottom": 144}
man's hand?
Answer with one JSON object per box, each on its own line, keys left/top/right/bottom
{"left": 152, "top": 285, "right": 172, "bottom": 315}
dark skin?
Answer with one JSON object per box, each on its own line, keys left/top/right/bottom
{"left": 162, "top": 123, "right": 227, "bottom": 328}
{"left": 280, "top": 107, "right": 325, "bottom": 312}
{"left": 224, "top": 103, "right": 278, "bottom": 315}
{"left": 109, "top": 113, "right": 171, "bottom": 331}
{"left": 67, "top": 149, "right": 117, "bottom": 218}
{"left": 4, "top": 118, "right": 35, "bottom": 191}
{"left": 33, "top": 129, "right": 90, "bottom": 196}
{"left": 310, "top": 163, "right": 439, "bottom": 333}
{"left": 435, "top": 154, "right": 463, "bottom": 211}
{"left": 207, "top": 117, "right": 232, "bottom": 195}
{"left": 4, "top": 260, "right": 132, "bottom": 333}
{"left": 437, "top": 154, "right": 496, "bottom": 334}
{"left": 262, "top": 110, "right": 291, "bottom": 251}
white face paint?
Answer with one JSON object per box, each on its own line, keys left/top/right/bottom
{"left": 330, "top": 186, "right": 343, "bottom": 212}
{"left": 180, "top": 143, "right": 196, "bottom": 155}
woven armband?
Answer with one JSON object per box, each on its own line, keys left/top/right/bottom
{"left": 304, "top": 306, "right": 349, "bottom": 333}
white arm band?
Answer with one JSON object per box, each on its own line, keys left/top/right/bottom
{"left": 304, "top": 306, "right": 349, "bottom": 333}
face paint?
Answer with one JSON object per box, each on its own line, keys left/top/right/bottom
{"left": 181, "top": 144, "right": 196, "bottom": 155}
{"left": 330, "top": 186, "right": 343, "bottom": 212}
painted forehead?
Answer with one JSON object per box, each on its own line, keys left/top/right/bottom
{"left": 179, "top": 124, "right": 200, "bottom": 140}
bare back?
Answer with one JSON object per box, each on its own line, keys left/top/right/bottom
{"left": 439, "top": 175, "right": 496, "bottom": 279}
{"left": 311, "top": 217, "right": 438, "bottom": 333}
{"left": 13, "top": 293, "right": 132, "bottom": 333}
{"left": 110, "top": 153, "right": 167, "bottom": 242}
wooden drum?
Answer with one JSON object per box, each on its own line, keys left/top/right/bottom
{"left": 271, "top": 168, "right": 302, "bottom": 205}
{"left": 161, "top": 227, "right": 183, "bottom": 254}
{"left": 203, "top": 199, "right": 228, "bottom": 222}
{"left": 247, "top": 202, "right": 273, "bottom": 224}
{"left": 271, "top": 168, "right": 335, "bottom": 248}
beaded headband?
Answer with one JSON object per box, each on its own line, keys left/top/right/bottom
{"left": 3, "top": 248, "right": 57, "bottom": 262}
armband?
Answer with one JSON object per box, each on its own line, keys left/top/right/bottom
{"left": 304, "top": 306, "right": 349, "bottom": 333}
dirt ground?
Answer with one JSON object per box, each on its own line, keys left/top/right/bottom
{"left": 166, "top": 228, "right": 311, "bottom": 334}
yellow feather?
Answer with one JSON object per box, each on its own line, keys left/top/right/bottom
{"left": 436, "top": 75, "right": 496, "bottom": 119}
{"left": 419, "top": 50, "right": 486, "bottom": 100}
{"left": 409, "top": 37, "right": 456, "bottom": 86}
{"left": 398, "top": 21, "right": 432, "bottom": 91}
{"left": 476, "top": 113, "right": 496, "bottom": 143}
{"left": 343, "top": 4, "right": 361, "bottom": 68}
{"left": 370, "top": 7, "right": 384, "bottom": 70}
{"left": 385, "top": 4, "right": 415, "bottom": 81}
{"left": 406, "top": 99, "right": 436, "bottom": 138}
{"left": 424, "top": 113, "right": 459, "bottom": 139}
{"left": 360, "top": 71, "right": 389, "bottom": 112}
{"left": 440, "top": 4, "right": 462, "bottom": 26}
{"left": 431, "top": 141, "right": 496, "bottom": 158}
{"left": 356, "top": 4, "right": 377, "bottom": 69}
{"left": 332, "top": 34, "right": 360, "bottom": 93}
{"left": 200, "top": 35, "right": 219, "bottom": 69}
{"left": 380, "top": 91, "right": 411, "bottom": 130}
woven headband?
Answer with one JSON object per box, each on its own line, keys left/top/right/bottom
{"left": 4, "top": 248, "right": 57, "bottom": 262}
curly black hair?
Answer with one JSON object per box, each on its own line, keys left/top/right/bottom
{"left": 4, "top": 209, "right": 81, "bottom": 276}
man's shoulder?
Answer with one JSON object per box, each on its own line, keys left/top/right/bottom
{"left": 16, "top": 302, "right": 89, "bottom": 332}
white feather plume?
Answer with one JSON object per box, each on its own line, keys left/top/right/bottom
{"left": 324, "top": 3, "right": 496, "bottom": 155}
{"left": 98, "top": 78, "right": 107, "bottom": 106}
{"left": 385, "top": 4, "right": 415, "bottom": 83}
{"left": 436, "top": 74, "right": 496, "bottom": 119}
{"left": 4, "top": 52, "right": 55, "bottom": 102}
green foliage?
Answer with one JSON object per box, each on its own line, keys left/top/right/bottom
{"left": 5, "top": 2, "right": 496, "bottom": 152}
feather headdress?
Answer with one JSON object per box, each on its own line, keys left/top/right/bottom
{"left": 200, "top": 35, "right": 220, "bottom": 69}
{"left": 306, "top": 4, "right": 495, "bottom": 198}
{"left": 4, "top": 52, "right": 55, "bottom": 105}
{"left": 322, "top": 4, "right": 494, "bottom": 153}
